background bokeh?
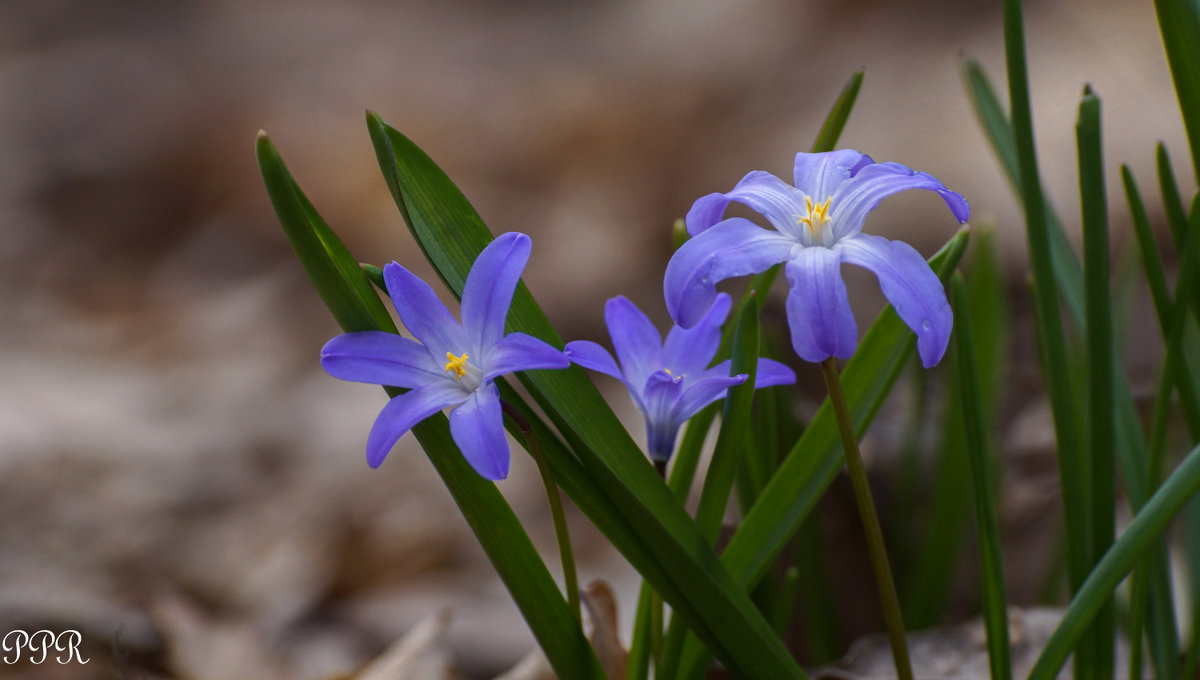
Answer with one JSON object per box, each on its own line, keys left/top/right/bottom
{"left": 0, "top": 0, "right": 1189, "bottom": 677}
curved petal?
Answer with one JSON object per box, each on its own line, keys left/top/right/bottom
{"left": 839, "top": 233, "right": 953, "bottom": 368}
{"left": 676, "top": 373, "right": 747, "bottom": 421}
{"left": 483, "top": 331, "right": 569, "bottom": 380}
{"left": 563, "top": 340, "right": 624, "bottom": 381}
{"left": 685, "top": 171, "right": 807, "bottom": 236}
{"left": 754, "top": 358, "right": 796, "bottom": 388}
{"left": 664, "top": 218, "right": 795, "bottom": 328}
{"left": 830, "top": 162, "right": 970, "bottom": 240}
{"left": 605, "top": 296, "right": 664, "bottom": 394}
{"left": 449, "top": 383, "right": 510, "bottom": 480}
{"left": 461, "top": 232, "right": 531, "bottom": 356}
{"left": 792, "top": 150, "right": 871, "bottom": 201}
{"left": 702, "top": 358, "right": 793, "bottom": 389}
{"left": 383, "top": 262, "right": 470, "bottom": 360}
{"left": 366, "top": 380, "right": 467, "bottom": 468}
{"left": 321, "top": 331, "right": 444, "bottom": 388}
{"left": 663, "top": 293, "right": 731, "bottom": 378}
{"left": 784, "top": 247, "right": 857, "bottom": 363}
{"left": 642, "top": 371, "right": 684, "bottom": 461}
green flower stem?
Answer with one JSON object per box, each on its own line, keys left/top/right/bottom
{"left": 502, "top": 400, "right": 581, "bottom": 621}
{"left": 820, "top": 357, "right": 914, "bottom": 680}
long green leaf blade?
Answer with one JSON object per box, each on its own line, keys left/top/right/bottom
{"left": 1078, "top": 86, "right": 1115, "bottom": 680}
{"left": 1029, "top": 442, "right": 1200, "bottom": 680}
{"left": 950, "top": 274, "right": 1012, "bottom": 680}
{"left": 1152, "top": 0, "right": 1200, "bottom": 181}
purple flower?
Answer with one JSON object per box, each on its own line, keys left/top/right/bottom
{"left": 321, "top": 232, "right": 569, "bottom": 480}
{"left": 565, "top": 294, "right": 795, "bottom": 462}
{"left": 664, "top": 150, "right": 969, "bottom": 368}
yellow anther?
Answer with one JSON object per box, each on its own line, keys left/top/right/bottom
{"left": 444, "top": 352, "right": 469, "bottom": 380}
{"left": 797, "top": 196, "right": 833, "bottom": 233}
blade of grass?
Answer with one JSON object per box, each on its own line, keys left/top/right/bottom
{"left": 950, "top": 274, "right": 1013, "bottom": 680}
{"left": 1123, "top": 166, "right": 1200, "bottom": 439}
{"left": 1003, "top": 0, "right": 1090, "bottom": 616}
{"left": 1079, "top": 86, "right": 1116, "bottom": 680}
{"left": 1158, "top": 144, "right": 1191, "bottom": 249}
{"left": 1028, "top": 441, "right": 1200, "bottom": 680}
{"left": 962, "top": 60, "right": 1085, "bottom": 327}
{"left": 1152, "top": 0, "right": 1200, "bottom": 181}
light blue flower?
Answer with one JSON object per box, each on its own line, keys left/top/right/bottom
{"left": 565, "top": 294, "right": 795, "bottom": 462}
{"left": 321, "top": 232, "right": 569, "bottom": 480}
{"left": 664, "top": 150, "right": 969, "bottom": 367}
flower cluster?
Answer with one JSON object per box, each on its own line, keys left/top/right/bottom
{"left": 321, "top": 151, "right": 966, "bottom": 479}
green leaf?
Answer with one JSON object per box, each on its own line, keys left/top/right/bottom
{"left": 962, "top": 60, "right": 1086, "bottom": 328}
{"left": 256, "top": 133, "right": 604, "bottom": 680}
{"left": 1078, "top": 86, "right": 1115, "bottom": 680}
{"left": 950, "top": 274, "right": 1012, "bottom": 680}
{"left": 1003, "top": 0, "right": 1090, "bottom": 622}
{"left": 1153, "top": 0, "right": 1200, "bottom": 181}
{"left": 694, "top": 297, "right": 761, "bottom": 544}
{"left": 1028, "top": 441, "right": 1200, "bottom": 680}
{"left": 367, "top": 112, "right": 809, "bottom": 679}
{"left": 811, "top": 70, "right": 864, "bottom": 154}
{"left": 256, "top": 132, "right": 396, "bottom": 335}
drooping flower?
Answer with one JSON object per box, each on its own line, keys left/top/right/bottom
{"left": 664, "top": 150, "right": 969, "bottom": 368}
{"left": 320, "top": 232, "right": 569, "bottom": 480}
{"left": 565, "top": 293, "right": 795, "bottom": 462}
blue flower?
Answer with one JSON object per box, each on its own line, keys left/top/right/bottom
{"left": 565, "top": 294, "right": 795, "bottom": 462}
{"left": 664, "top": 150, "right": 969, "bottom": 368}
{"left": 321, "top": 232, "right": 569, "bottom": 480}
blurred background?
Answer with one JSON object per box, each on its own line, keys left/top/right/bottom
{"left": 0, "top": 0, "right": 1190, "bottom": 677}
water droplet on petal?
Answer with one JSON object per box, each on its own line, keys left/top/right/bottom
{"left": 921, "top": 319, "right": 931, "bottom": 332}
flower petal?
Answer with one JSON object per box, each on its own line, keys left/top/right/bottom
{"left": 702, "top": 358, "right": 794, "bottom": 389}
{"left": 484, "top": 331, "right": 569, "bottom": 380}
{"left": 563, "top": 340, "right": 624, "bottom": 381}
{"left": 676, "top": 373, "right": 748, "bottom": 421}
{"left": 792, "top": 150, "right": 872, "bottom": 201}
{"left": 449, "top": 383, "right": 510, "bottom": 480}
{"left": 839, "top": 233, "right": 953, "bottom": 368}
{"left": 321, "top": 331, "right": 444, "bottom": 388}
{"left": 383, "top": 262, "right": 471, "bottom": 360}
{"left": 461, "top": 232, "right": 531, "bottom": 356}
{"left": 685, "top": 171, "right": 807, "bottom": 236}
{"left": 664, "top": 217, "right": 794, "bottom": 328}
{"left": 754, "top": 358, "right": 796, "bottom": 388}
{"left": 830, "top": 162, "right": 970, "bottom": 240}
{"left": 783, "top": 247, "right": 857, "bottom": 362}
{"left": 662, "top": 292, "right": 731, "bottom": 378}
{"left": 642, "top": 371, "right": 685, "bottom": 461}
{"left": 366, "top": 380, "right": 467, "bottom": 468}
{"left": 605, "top": 296, "right": 665, "bottom": 395}
{"left": 565, "top": 339, "right": 645, "bottom": 412}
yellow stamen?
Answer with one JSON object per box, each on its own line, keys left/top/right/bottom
{"left": 797, "top": 196, "right": 833, "bottom": 233}
{"left": 444, "top": 351, "right": 469, "bottom": 380}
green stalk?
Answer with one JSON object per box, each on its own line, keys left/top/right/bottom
{"left": 1079, "top": 86, "right": 1115, "bottom": 680}
{"left": 820, "top": 357, "right": 913, "bottom": 680}
{"left": 502, "top": 401, "right": 580, "bottom": 621}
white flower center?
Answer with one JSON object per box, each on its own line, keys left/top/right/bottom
{"left": 444, "top": 351, "right": 483, "bottom": 392}
{"left": 795, "top": 195, "right": 836, "bottom": 247}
